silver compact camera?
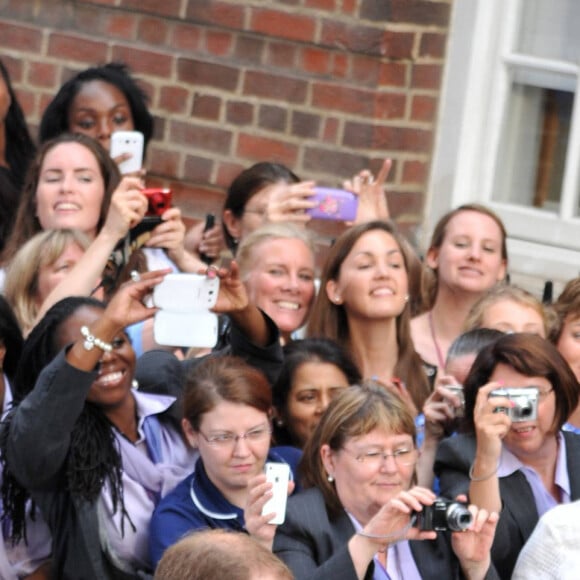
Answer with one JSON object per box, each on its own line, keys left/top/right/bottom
{"left": 413, "top": 498, "right": 472, "bottom": 532}
{"left": 489, "top": 387, "right": 538, "bottom": 422}
{"left": 447, "top": 385, "right": 465, "bottom": 418}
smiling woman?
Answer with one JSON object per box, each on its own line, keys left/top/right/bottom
{"left": 434, "top": 333, "right": 580, "bottom": 579}
{"left": 308, "top": 220, "right": 430, "bottom": 414}
{"left": 236, "top": 223, "right": 316, "bottom": 344}
{"left": 411, "top": 205, "right": 508, "bottom": 373}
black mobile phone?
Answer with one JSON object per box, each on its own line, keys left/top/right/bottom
{"left": 199, "top": 213, "right": 216, "bottom": 265}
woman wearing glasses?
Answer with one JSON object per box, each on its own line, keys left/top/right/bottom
{"left": 434, "top": 333, "right": 580, "bottom": 579}
{"left": 149, "top": 355, "right": 298, "bottom": 568}
{"left": 274, "top": 383, "right": 499, "bottom": 580}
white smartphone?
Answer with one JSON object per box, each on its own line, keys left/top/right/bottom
{"left": 152, "top": 274, "right": 220, "bottom": 348}
{"left": 153, "top": 310, "right": 218, "bottom": 348}
{"left": 153, "top": 274, "right": 219, "bottom": 311}
{"left": 261, "top": 462, "right": 290, "bottom": 525}
{"left": 109, "top": 130, "right": 144, "bottom": 174}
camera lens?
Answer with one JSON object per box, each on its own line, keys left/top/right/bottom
{"left": 446, "top": 503, "right": 472, "bottom": 532}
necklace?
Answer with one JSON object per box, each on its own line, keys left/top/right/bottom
{"left": 428, "top": 310, "right": 446, "bottom": 369}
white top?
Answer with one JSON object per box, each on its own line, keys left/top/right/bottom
{"left": 512, "top": 499, "right": 580, "bottom": 580}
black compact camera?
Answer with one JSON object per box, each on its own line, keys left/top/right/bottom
{"left": 413, "top": 498, "right": 472, "bottom": 532}
{"left": 489, "top": 387, "right": 538, "bottom": 422}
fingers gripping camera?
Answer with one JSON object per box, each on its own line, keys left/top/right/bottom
{"left": 489, "top": 387, "right": 539, "bottom": 422}
{"left": 413, "top": 498, "right": 472, "bottom": 532}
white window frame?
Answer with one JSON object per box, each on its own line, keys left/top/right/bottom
{"left": 426, "top": 0, "right": 580, "bottom": 284}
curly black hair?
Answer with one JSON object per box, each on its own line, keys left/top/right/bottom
{"left": 1, "top": 296, "right": 130, "bottom": 542}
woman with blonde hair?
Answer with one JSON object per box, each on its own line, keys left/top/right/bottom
{"left": 3, "top": 229, "right": 91, "bottom": 334}
{"left": 234, "top": 222, "right": 316, "bottom": 345}
{"left": 463, "top": 285, "right": 548, "bottom": 337}
{"left": 308, "top": 220, "right": 430, "bottom": 413}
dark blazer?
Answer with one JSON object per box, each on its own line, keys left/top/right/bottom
{"left": 434, "top": 430, "right": 580, "bottom": 580}
{"left": 273, "top": 487, "right": 498, "bottom": 580}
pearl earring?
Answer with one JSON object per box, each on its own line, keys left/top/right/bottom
{"left": 132, "top": 379, "right": 139, "bottom": 390}
{"left": 404, "top": 294, "right": 409, "bottom": 303}
{"left": 276, "top": 418, "right": 285, "bottom": 427}
{"left": 327, "top": 474, "right": 334, "bottom": 483}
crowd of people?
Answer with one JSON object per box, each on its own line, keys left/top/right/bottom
{"left": 0, "top": 57, "right": 577, "bottom": 580}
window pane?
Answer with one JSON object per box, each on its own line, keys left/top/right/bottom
{"left": 518, "top": 0, "right": 580, "bottom": 62}
{"left": 493, "top": 83, "right": 573, "bottom": 212}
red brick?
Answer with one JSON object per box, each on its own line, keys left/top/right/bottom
{"left": 159, "top": 86, "right": 190, "bottom": 115}
{"left": 302, "top": 47, "right": 331, "bottom": 76}
{"left": 48, "top": 34, "right": 108, "bottom": 64}
{"left": 360, "top": 0, "right": 451, "bottom": 27}
{"left": 192, "top": 94, "right": 222, "bottom": 121}
{"left": 411, "top": 95, "right": 437, "bottom": 122}
{"left": 27, "top": 62, "right": 58, "bottom": 89}
{"left": 152, "top": 115, "right": 166, "bottom": 141}
{"left": 173, "top": 23, "right": 203, "bottom": 52}
{"left": 258, "top": 105, "right": 288, "bottom": 132}
{"left": 312, "top": 82, "right": 406, "bottom": 119}
{"left": 388, "top": 190, "right": 424, "bottom": 217}
{"left": 402, "top": 160, "right": 428, "bottom": 185}
{"left": 205, "top": 30, "right": 234, "bottom": 57}
{"left": 121, "top": 0, "right": 182, "bottom": 18}
{"left": 267, "top": 41, "right": 298, "bottom": 69}
{"left": 321, "top": 21, "right": 413, "bottom": 59}
{"left": 184, "top": 155, "right": 214, "bottom": 183}
{"left": 344, "top": 121, "right": 433, "bottom": 153}
{"left": 292, "top": 111, "right": 320, "bottom": 139}
{"left": 178, "top": 58, "right": 239, "bottom": 91}
{"left": 216, "top": 161, "right": 246, "bottom": 189}
{"left": 0, "top": 0, "right": 36, "bottom": 19}
{"left": 237, "top": 134, "right": 298, "bottom": 166}
{"left": 226, "top": 101, "right": 254, "bottom": 125}
{"left": 323, "top": 118, "right": 340, "bottom": 143}
{"left": 411, "top": 63, "right": 443, "bottom": 89}
{"left": 0, "top": 22, "right": 42, "bottom": 52}
{"left": 170, "top": 120, "right": 232, "bottom": 155}
{"left": 138, "top": 17, "right": 170, "bottom": 46}
{"left": 148, "top": 146, "right": 181, "bottom": 178}
{"left": 111, "top": 46, "right": 172, "bottom": 78}
{"left": 303, "top": 146, "right": 368, "bottom": 178}
{"left": 174, "top": 185, "right": 225, "bottom": 220}
{"left": 420, "top": 32, "right": 448, "bottom": 58}
{"left": 378, "top": 62, "right": 408, "bottom": 87}
{"left": 350, "top": 55, "right": 381, "bottom": 85}
{"left": 186, "top": 0, "right": 246, "bottom": 29}
{"left": 305, "top": 0, "right": 336, "bottom": 9}
{"left": 375, "top": 92, "right": 407, "bottom": 120}
{"left": 342, "top": 0, "right": 357, "bottom": 13}
{"left": 235, "top": 35, "right": 266, "bottom": 66}
{"left": 1, "top": 56, "right": 24, "bottom": 83}
{"left": 251, "top": 8, "right": 317, "bottom": 43}
{"left": 332, "top": 54, "right": 349, "bottom": 78}
{"left": 71, "top": 5, "right": 106, "bottom": 37}
{"left": 243, "top": 71, "right": 307, "bottom": 105}
{"left": 104, "top": 13, "right": 137, "bottom": 40}
{"left": 17, "top": 89, "right": 36, "bottom": 118}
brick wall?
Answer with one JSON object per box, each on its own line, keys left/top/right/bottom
{"left": 0, "top": 0, "right": 452, "bottom": 242}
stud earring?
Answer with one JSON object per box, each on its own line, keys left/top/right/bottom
{"left": 275, "top": 418, "right": 285, "bottom": 427}
{"left": 327, "top": 474, "right": 334, "bottom": 483}
{"left": 404, "top": 294, "right": 409, "bottom": 303}
{"left": 132, "top": 379, "right": 139, "bottom": 389}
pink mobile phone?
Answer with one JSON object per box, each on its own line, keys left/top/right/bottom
{"left": 306, "top": 187, "right": 359, "bottom": 221}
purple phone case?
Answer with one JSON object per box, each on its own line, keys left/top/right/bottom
{"left": 307, "top": 187, "right": 359, "bottom": 221}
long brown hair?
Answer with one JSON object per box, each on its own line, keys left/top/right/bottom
{"left": 307, "top": 220, "right": 430, "bottom": 410}
{"left": 2, "top": 132, "right": 120, "bottom": 265}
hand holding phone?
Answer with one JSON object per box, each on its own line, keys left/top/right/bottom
{"left": 110, "top": 130, "right": 144, "bottom": 174}
{"left": 306, "top": 187, "right": 359, "bottom": 221}
{"left": 261, "top": 462, "right": 291, "bottom": 525}
{"left": 153, "top": 274, "right": 220, "bottom": 347}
